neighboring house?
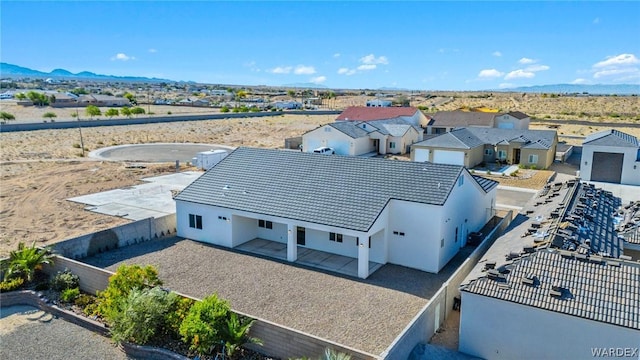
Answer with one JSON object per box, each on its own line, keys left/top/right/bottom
{"left": 174, "top": 147, "right": 498, "bottom": 278}
{"left": 426, "top": 110, "right": 530, "bottom": 134}
{"left": 178, "top": 98, "right": 210, "bottom": 107}
{"left": 49, "top": 92, "right": 79, "bottom": 107}
{"left": 459, "top": 249, "right": 640, "bottom": 360}
{"left": 411, "top": 127, "right": 557, "bottom": 169}
{"left": 274, "top": 101, "right": 302, "bottom": 110}
{"left": 336, "top": 106, "right": 430, "bottom": 128}
{"left": 302, "top": 118, "right": 423, "bottom": 156}
{"left": 366, "top": 99, "right": 392, "bottom": 107}
{"left": 77, "top": 94, "right": 131, "bottom": 107}
{"left": 580, "top": 129, "right": 640, "bottom": 185}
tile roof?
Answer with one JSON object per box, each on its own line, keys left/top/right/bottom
{"left": 462, "top": 249, "right": 640, "bottom": 330}
{"left": 472, "top": 175, "right": 499, "bottom": 193}
{"left": 431, "top": 111, "right": 496, "bottom": 127}
{"left": 175, "top": 147, "right": 480, "bottom": 232}
{"left": 506, "top": 111, "right": 530, "bottom": 119}
{"left": 328, "top": 122, "right": 371, "bottom": 139}
{"left": 367, "top": 118, "right": 422, "bottom": 135}
{"left": 336, "top": 106, "right": 420, "bottom": 121}
{"left": 464, "top": 127, "right": 557, "bottom": 150}
{"left": 414, "top": 128, "right": 485, "bottom": 149}
{"left": 583, "top": 129, "right": 640, "bottom": 148}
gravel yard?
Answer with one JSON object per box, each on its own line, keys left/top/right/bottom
{"left": 0, "top": 305, "right": 132, "bottom": 360}
{"left": 82, "top": 237, "right": 475, "bottom": 355}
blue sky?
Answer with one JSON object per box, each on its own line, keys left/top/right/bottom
{"left": 2, "top": 1, "right": 639, "bottom": 90}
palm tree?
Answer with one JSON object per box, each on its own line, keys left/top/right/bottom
{"left": 3, "top": 242, "right": 54, "bottom": 282}
{"left": 221, "top": 312, "right": 262, "bottom": 357}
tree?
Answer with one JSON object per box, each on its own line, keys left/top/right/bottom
{"left": 2, "top": 242, "right": 54, "bottom": 283}
{"left": 43, "top": 112, "right": 57, "bottom": 121}
{"left": 85, "top": 105, "right": 101, "bottom": 119}
{"left": 26, "top": 91, "right": 49, "bottom": 106}
{"left": 131, "top": 107, "right": 145, "bottom": 116}
{"left": 120, "top": 106, "right": 132, "bottom": 118}
{"left": 70, "top": 87, "right": 88, "bottom": 96}
{"left": 287, "top": 90, "right": 296, "bottom": 98}
{"left": 1, "top": 111, "right": 15, "bottom": 121}
{"left": 123, "top": 92, "right": 137, "bottom": 105}
{"left": 220, "top": 105, "right": 230, "bottom": 113}
{"left": 105, "top": 108, "right": 119, "bottom": 118}
{"left": 14, "top": 93, "right": 27, "bottom": 100}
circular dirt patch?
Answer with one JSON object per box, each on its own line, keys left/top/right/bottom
{"left": 89, "top": 143, "right": 234, "bottom": 163}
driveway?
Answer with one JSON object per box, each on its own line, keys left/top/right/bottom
{"left": 496, "top": 186, "right": 537, "bottom": 211}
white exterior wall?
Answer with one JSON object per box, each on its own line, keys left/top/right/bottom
{"left": 387, "top": 199, "right": 444, "bottom": 273}
{"left": 302, "top": 125, "right": 374, "bottom": 156}
{"left": 494, "top": 114, "right": 529, "bottom": 130}
{"left": 399, "top": 112, "right": 429, "bottom": 127}
{"left": 581, "top": 144, "right": 640, "bottom": 185}
{"left": 460, "top": 292, "right": 640, "bottom": 360}
{"left": 176, "top": 201, "right": 233, "bottom": 246}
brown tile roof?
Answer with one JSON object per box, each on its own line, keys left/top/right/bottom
{"left": 336, "top": 106, "right": 420, "bottom": 121}
{"left": 431, "top": 111, "right": 496, "bottom": 127}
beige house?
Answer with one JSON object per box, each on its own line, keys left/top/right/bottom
{"left": 426, "top": 110, "right": 530, "bottom": 134}
{"left": 411, "top": 127, "right": 557, "bottom": 169}
{"left": 336, "top": 106, "right": 430, "bottom": 128}
{"left": 77, "top": 94, "right": 131, "bottom": 107}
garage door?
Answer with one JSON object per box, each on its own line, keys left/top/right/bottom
{"left": 591, "top": 152, "right": 623, "bottom": 183}
{"left": 433, "top": 150, "right": 465, "bottom": 165}
{"left": 414, "top": 149, "right": 430, "bottom": 162}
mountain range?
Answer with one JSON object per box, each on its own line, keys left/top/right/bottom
{"left": 1, "top": 62, "right": 638, "bottom": 94}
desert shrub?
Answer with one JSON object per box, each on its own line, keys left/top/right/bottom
{"left": 60, "top": 287, "right": 80, "bottom": 302}
{"left": 95, "top": 264, "right": 162, "bottom": 322}
{"left": 165, "top": 296, "right": 195, "bottom": 339}
{"left": 74, "top": 294, "right": 95, "bottom": 308}
{"left": 220, "top": 106, "right": 230, "bottom": 113}
{"left": 167, "top": 111, "right": 172, "bottom": 115}
{"left": 180, "top": 293, "right": 231, "bottom": 355}
{"left": 72, "top": 143, "right": 81, "bottom": 148}
{"left": 110, "top": 286, "right": 178, "bottom": 345}
{"left": 50, "top": 269, "right": 80, "bottom": 291}
{"left": 322, "top": 348, "right": 352, "bottom": 360}
{"left": 2, "top": 242, "right": 54, "bottom": 282}
{"left": 0, "top": 277, "right": 25, "bottom": 292}
{"left": 518, "top": 164, "right": 525, "bottom": 169}
{"left": 530, "top": 165, "right": 538, "bottom": 170}
{"left": 221, "top": 312, "right": 262, "bottom": 357}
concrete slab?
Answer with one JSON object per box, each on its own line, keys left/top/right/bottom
{"left": 496, "top": 187, "right": 537, "bottom": 211}
{"left": 68, "top": 171, "right": 202, "bottom": 220}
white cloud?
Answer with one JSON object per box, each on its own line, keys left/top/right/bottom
{"left": 337, "top": 67, "right": 356, "bottom": 76}
{"left": 357, "top": 64, "right": 377, "bottom": 71}
{"left": 499, "top": 83, "right": 515, "bottom": 89}
{"left": 593, "top": 54, "right": 639, "bottom": 68}
{"left": 518, "top": 57, "right": 536, "bottom": 64}
{"left": 294, "top": 65, "right": 316, "bottom": 75}
{"left": 571, "top": 78, "right": 588, "bottom": 84}
{"left": 525, "top": 64, "right": 550, "bottom": 72}
{"left": 310, "top": 76, "right": 326, "bottom": 84}
{"left": 505, "top": 69, "right": 535, "bottom": 80}
{"left": 111, "top": 53, "right": 135, "bottom": 61}
{"left": 269, "top": 66, "right": 292, "bottom": 74}
{"left": 478, "top": 69, "right": 504, "bottom": 78}
{"left": 333, "top": 53, "right": 341, "bottom": 58}
{"left": 360, "top": 54, "right": 388, "bottom": 65}
{"left": 593, "top": 67, "right": 639, "bottom": 79}
{"left": 148, "top": 48, "right": 157, "bottom": 53}
{"left": 492, "top": 51, "right": 502, "bottom": 57}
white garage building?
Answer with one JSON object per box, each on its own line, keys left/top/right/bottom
{"left": 580, "top": 129, "right": 640, "bottom": 185}
{"left": 174, "top": 147, "right": 497, "bottom": 278}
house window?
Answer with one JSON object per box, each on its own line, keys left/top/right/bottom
{"left": 329, "top": 232, "right": 343, "bottom": 243}
{"left": 258, "top": 220, "right": 273, "bottom": 229}
{"left": 484, "top": 149, "right": 493, "bottom": 156}
{"left": 390, "top": 142, "right": 396, "bottom": 149}
{"left": 497, "top": 150, "right": 507, "bottom": 159}
{"left": 217, "top": 216, "right": 228, "bottom": 221}
{"left": 636, "top": 149, "right": 640, "bottom": 161}
{"left": 528, "top": 154, "right": 538, "bottom": 164}
{"left": 458, "top": 176, "right": 464, "bottom": 187}
{"left": 441, "top": 238, "right": 444, "bottom": 248}
{"left": 455, "top": 227, "right": 458, "bottom": 242}
{"left": 324, "top": 127, "right": 331, "bottom": 132}
{"left": 393, "top": 231, "right": 405, "bottom": 236}
{"left": 188, "top": 214, "right": 202, "bottom": 229}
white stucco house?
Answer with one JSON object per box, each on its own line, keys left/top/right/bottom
{"left": 174, "top": 147, "right": 498, "bottom": 278}
{"left": 459, "top": 249, "right": 640, "bottom": 360}
{"left": 580, "top": 129, "right": 640, "bottom": 185}
{"left": 302, "top": 118, "right": 423, "bottom": 156}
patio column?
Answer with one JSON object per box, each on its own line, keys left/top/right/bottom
{"left": 357, "top": 234, "right": 370, "bottom": 279}
{"left": 287, "top": 223, "right": 297, "bottom": 262}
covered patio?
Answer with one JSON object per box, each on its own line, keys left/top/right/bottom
{"left": 237, "top": 238, "right": 384, "bottom": 278}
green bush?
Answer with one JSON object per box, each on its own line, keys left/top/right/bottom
{"left": 165, "top": 296, "right": 195, "bottom": 339}
{"left": 51, "top": 269, "right": 79, "bottom": 291}
{"left": 60, "top": 287, "right": 80, "bottom": 302}
{"left": 530, "top": 165, "right": 538, "bottom": 170}
{"left": 110, "top": 286, "right": 178, "bottom": 345}
{"left": 180, "top": 293, "right": 231, "bottom": 355}
{"left": 220, "top": 106, "right": 230, "bottom": 113}
{"left": 74, "top": 294, "right": 95, "bottom": 309}
{"left": 95, "top": 264, "right": 162, "bottom": 322}
{"left": 0, "top": 277, "right": 25, "bottom": 292}
{"left": 221, "top": 312, "right": 262, "bottom": 357}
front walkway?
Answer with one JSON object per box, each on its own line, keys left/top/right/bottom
{"left": 236, "top": 238, "right": 383, "bottom": 278}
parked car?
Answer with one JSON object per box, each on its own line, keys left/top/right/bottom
{"left": 313, "top": 147, "right": 335, "bottom": 155}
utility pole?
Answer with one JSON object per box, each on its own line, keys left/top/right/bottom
{"left": 76, "top": 109, "right": 85, "bottom": 157}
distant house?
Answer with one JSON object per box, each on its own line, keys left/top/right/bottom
{"left": 580, "top": 129, "right": 640, "bottom": 185}
{"left": 426, "top": 110, "right": 530, "bottom": 134}
{"left": 77, "top": 94, "right": 131, "bottom": 107}
{"left": 302, "top": 118, "right": 423, "bottom": 156}
{"left": 273, "top": 101, "right": 302, "bottom": 110}
{"left": 411, "top": 127, "right": 557, "bottom": 169}
{"left": 49, "top": 92, "right": 79, "bottom": 107}
{"left": 174, "top": 147, "right": 498, "bottom": 278}
{"left": 336, "top": 106, "right": 430, "bottom": 128}
{"left": 177, "top": 98, "right": 210, "bottom": 107}
{"left": 366, "top": 99, "right": 392, "bottom": 107}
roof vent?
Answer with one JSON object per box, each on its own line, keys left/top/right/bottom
{"left": 549, "top": 288, "right": 563, "bottom": 298}
{"left": 484, "top": 261, "right": 496, "bottom": 270}
{"left": 438, "top": 182, "right": 442, "bottom": 189}
{"left": 223, "top": 185, "right": 230, "bottom": 190}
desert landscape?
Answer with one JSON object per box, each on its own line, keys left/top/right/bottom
{"left": 1, "top": 93, "right": 638, "bottom": 256}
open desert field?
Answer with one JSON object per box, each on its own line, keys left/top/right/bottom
{"left": 1, "top": 93, "right": 638, "bottom": 256}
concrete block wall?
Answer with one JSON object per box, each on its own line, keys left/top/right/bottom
{"left": 52, "top": 214, "right": 176, "bottom": 259}
{"left": 43, "top": 256, "right": 113, "bottom": 295}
